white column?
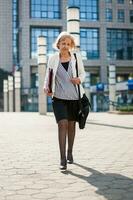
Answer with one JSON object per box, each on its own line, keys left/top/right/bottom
{"left": 67, "top": 6, "right": 80, "bottom": 48}
{"left": 37, "top": 36, "right": 47, "bottom": 115}
{"left": 109, "top": 65, "right": 116, "bottom": 111}
{"left": 3, "top": 80, "right": 8, "bottom": 112}
{"left": 8, "top": 76, "right": 14, "bottom": 112}
{"left": 14, "top": 71, "right": 21, "bottom": 112}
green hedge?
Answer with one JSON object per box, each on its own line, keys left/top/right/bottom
{"left": 117, "top": 105, "right": 133, "bottom": 112}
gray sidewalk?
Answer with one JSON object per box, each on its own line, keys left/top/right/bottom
{"left": 0, "top": 112, "right": 133, "bottom": 200}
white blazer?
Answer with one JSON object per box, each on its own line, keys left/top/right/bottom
{"left": 44, "top": 51, "right": 86, "bottom": 98}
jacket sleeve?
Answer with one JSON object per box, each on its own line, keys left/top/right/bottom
{"left": 43, "top": 55, "right": 53, "bottom": 89}
{"left": 76, "top": 52, "right": 86, "bottom": 83}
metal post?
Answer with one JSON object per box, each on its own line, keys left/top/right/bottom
{"left": 109, "top": 65, "right": 116, "bottom": 111}
{"left": 3, "top": 80, "right": 8, "bottom": 112}
{"left": 14, "top": 71, "right": 21, "bottom": 112}
{"left": 67, "top": 6, "right": 80, "bottom": 48}
{"left": 8, "top": 76, "right": 14, "bottom": 112}
{"left": 37, "top": 36, "right": 47, "bottom": 115}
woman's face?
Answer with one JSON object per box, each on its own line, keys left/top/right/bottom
{"left": 58, "top": 37, "right": 72, "bottom": 52}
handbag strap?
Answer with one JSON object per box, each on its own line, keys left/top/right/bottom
{"left": 74, "top": 53, "right": 81, "bottom": 100}
{"left": 74, "top": 53, "right": 92, "bottom": 110}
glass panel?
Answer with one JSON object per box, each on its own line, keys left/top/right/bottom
{"left": 118, "top": 9, "right": 125, "bottom": 22}
{"left": 31, "top": 27, "right": 60, "bottom": 59}
{"left": 117, "top": 0, "right": 124, "bottom": 4}
{"left": 80, "top": 28, "right": 99, "bottom": 60}
{"left": 30, "top": 0, "right": 60, "bottom": 19}
{"left": 105, "top": 0, "right": 112, "bottom": 3}
{"left": 107, "top": 29, "right": 133, "bottom": 60}
{"left": 130, "top": 10, "right": 133, "bottom": 23}
{"left": 105, "top": 8, "right": 113, "bottom": 22}
{"left": 68, "top": 0, "right": 99, "bottom": 21}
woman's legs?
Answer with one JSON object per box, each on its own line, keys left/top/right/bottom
{"left": 57, "top": 119, "right": 76, "bottom": 168}
{"left": 67, "top": 121, "right": 76, "bottom": 163}
{"left": 58, "top": 119, "right": 68, "bottom": 168}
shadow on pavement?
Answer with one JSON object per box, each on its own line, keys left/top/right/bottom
{"left": 67, "top": 163, "right": 133, "bottom": 200}
{"left": 87, "top": 122, "right": 133, "bottom": 130}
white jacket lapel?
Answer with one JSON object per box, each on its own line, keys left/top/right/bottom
{"left": 70, "top": 53, "right": 76, "bottom": 78}
{"left": 53, "top": 53, "right": 60, "bottom": 75}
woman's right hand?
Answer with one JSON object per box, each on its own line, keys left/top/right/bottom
{"left": 44, "top": 88, "right": 53, "bottom": 96}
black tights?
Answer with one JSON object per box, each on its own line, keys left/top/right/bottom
{"left": 58, "top": 119, "right": 76, "bottom": 162}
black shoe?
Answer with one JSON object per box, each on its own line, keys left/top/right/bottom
{"left": 60, "top": 158, "right": 67, "bottom": 171}
{"left": 67, "top": 152, "right": 73, "bottom": 164}
{"left": 60, "top": 165, "right": 67, "bottom": 171}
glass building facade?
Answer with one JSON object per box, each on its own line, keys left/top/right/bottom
{"left": 31, "top": 28, "right": 60, "bottom": 58}
{"left": 68, "top": 0, "right": 99, "bottom": 21}
{"left": 7, "top": 0, "right": 133, "bottom": 112}
{"left": 80, "top": 28, "right": 99, "bottom": 59}
{"left": 30, "top": 0, "right": 60, "bottom": 19}
{"left": 107, "top": 29, "right": 133, "bottom": 60}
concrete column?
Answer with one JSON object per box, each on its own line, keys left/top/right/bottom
{"left": 14, "top": 71, "right": 21, "bottom": 112}
{"left": 3, "top": 80, "right": 8, "bottom": 112}
{"left": 67, "top": 6, "right": 80, "bottom": 48}
{"left": 37, "top": 36, "right": 47, "bottom": 115}
{"left": 84, "top": 72, "right": 91, "bottom": 101}
{"left": 61, "top": 0, "right": 68, "bottom": 31}
{"left": 0, "top": 0, "right": 12, "bottom": 72}
{"left": 8, "top": 76, "right": 14, "bottom": 112}
{"left": 109, "top": 65, "right": 116, "bottom": 111}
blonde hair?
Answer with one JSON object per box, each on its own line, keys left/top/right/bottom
{"left": 53, "top": 31, "right": 76, "bottom": 50}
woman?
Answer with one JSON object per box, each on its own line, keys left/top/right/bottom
{"left": 44, "top": 32, "right": 86, "bottom": 171}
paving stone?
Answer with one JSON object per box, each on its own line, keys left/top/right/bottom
{"left": 0, "top": 112, "right": 133, "bottom": 200}
{"left": 5, "top": 194, "right": 32, "bottom": 200}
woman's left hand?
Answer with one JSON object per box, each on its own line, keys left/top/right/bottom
{"left": 70, "top": 77, "right": 81, "bottom": 85}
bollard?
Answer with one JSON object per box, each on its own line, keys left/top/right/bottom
{"left": 3, "top": 80, "right": 8, "bottom": 112}
{"left": 109, "top": 65, "right": 116, "bottom": 111}
{"left": 14, "top": 71, "right": 21, "bottom": 112}
{"left": 8, "top": 76, "right": 14, "bottom": 112}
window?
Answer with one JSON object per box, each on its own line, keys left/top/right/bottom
{"left": 91, "top": 74, "right": 100, "bottom": 85}
{"left": 130, "top": 10, "right": 133, "bottom": 22}
{"left": 31, "top": 27, "right": 60, "bottom": 58}
{"left": 12, "top": 0, "right": 19, "bottom": 69}
{"left": 127, "top": 47, "right": 133, "bottom": 60}
{"left": 107, "top": 29, "right": 133, "bottom": 60}
{"left": 105, "top": 0, "right": 112, "bottom": 3}
{"left": 106, "top": 8, "right": 113, "bottom": 22}
{"left": 117, "top": 0, "right": 124, "bottom": 3}
{"left": 30, "top": 0, "right": 60, "bottom": 19}
{"left": 31, "top": 73, "right": 38, "bottom": 88}
{"left": 118, "top": 9, "right": 125, "bottom": 22}
{"left": 68, "top": 0, "right": 99, "bottom": 21}
{"left": 80, "top": 28, "right": 99, "bottom": 60}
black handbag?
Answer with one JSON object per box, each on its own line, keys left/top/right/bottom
{"left": 74, "top": 53, "right": 91, "bottom": 129}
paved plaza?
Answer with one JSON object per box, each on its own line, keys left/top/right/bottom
{"left": 0, "top": 112, "right": 133, "bottom": 200}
